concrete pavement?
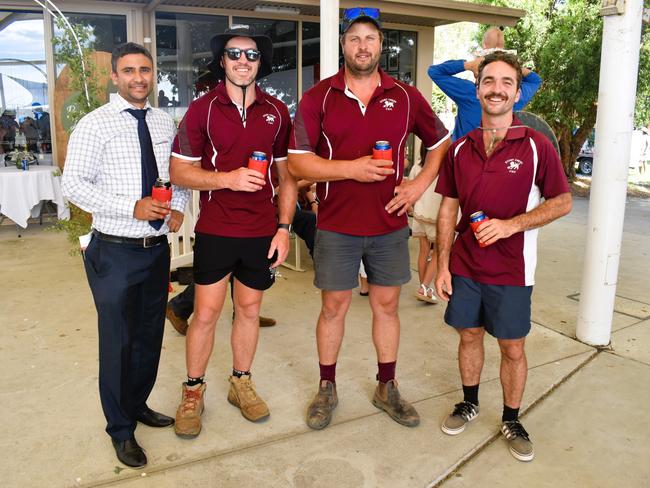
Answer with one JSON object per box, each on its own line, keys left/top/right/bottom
{"left": 0, "top": 196, "right": 648, "bottom": 488}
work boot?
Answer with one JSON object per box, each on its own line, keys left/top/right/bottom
{"left": 166, "top": 303, "right": 189, "bottom": 335}
{"left": 372, "top": 379, "right": 420, "bottom": 427}
{"left": 227, "top": 375, "right": 270, "bottom": 422}
{"left": 306, "top": 380, "right": 338, "bottom": 430}
{"left": 259, "top": 316, "right": 277, "bottom": 327}
{"left": 502, "top": 420, "right": 535, "bottom": 462}
{"left": 174, "top": 382, "right": 206, "bottom": 438}
{"left": 441, "top": 401, "right": 480, "bottom": 435}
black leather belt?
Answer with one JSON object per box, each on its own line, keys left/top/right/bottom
{"left": 94, "top": 231, "right": 167, "bottom": 248}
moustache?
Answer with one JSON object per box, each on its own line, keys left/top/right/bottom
{"left": 484, "top": 92, "right": 508, "bottom": 100}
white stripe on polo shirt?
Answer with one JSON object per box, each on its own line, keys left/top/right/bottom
{"left": 322, "top": 86, "right": 334, "bottom": 201}
{"left": 523, "top": 136, "right": 541, "bottom": 286}
{"left": 394, "top": 83, "right": 410, "bottom": 181}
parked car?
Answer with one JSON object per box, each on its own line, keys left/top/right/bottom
{"left": 575, "top": 128, "right": 649, "bottom": 176}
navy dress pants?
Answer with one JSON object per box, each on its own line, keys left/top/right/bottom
{"left": 83, "top": 235, "right": 170, "bottom": 441}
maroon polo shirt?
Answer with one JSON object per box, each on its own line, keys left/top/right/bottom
{"left": 172, "top": 82, "right": 290, "bottom": 237}
{"left": 289, "top": 67, "right": 449, "bottom": 236}
{"left": 435, "top": 118, "right": 570, "bottom": 286}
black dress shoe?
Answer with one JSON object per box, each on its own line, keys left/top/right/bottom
{"left": 135, "top": 406, "right": 175, "bottom": 427}
{"left": 112, "top": 437, "right": 147, "bottom": 468}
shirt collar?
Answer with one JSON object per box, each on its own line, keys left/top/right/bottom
{"left": 215, "top": 81, "right": 265, "bottom": 106}
{"left": 113, "top": 92, "right": 152, "bottom": 113}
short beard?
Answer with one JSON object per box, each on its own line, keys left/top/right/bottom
{"left": 344, "top": 55, "right": 379, "bottom": 78}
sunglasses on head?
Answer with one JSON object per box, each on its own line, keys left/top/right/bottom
{"left": 223, "top": 47, "right": 261, "bottom": 62}
{"left": 342, "top": 7, "right": 380, "bottom": 23}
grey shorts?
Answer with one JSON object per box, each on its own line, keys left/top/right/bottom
{"left": 313, "top": 227, "right": 411, "bottom": 290}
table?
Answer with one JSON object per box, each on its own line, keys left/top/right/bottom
{"left": 0, "top": 166, "right": 70, "bottom": 228}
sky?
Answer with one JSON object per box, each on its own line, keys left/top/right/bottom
{"left": 0, "top": 17, "right": 48, "bottom": 110}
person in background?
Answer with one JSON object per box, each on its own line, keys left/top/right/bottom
{"left": 428, "top": 26, "right": 542, "bottom": 141}
{"left": 410, "top": 144, "right": 441, "bottom": 304}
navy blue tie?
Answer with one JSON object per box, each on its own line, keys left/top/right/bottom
{"left": 126, "top": 108, "right": 162, "bottom": 230}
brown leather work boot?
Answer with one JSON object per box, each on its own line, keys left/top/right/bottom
{"left": 372, "top": 379, "right": 420, "bottom": 427}
{"left": 306, "top": 380, "right": 338, "bottom": 430}
{"left": 174, "top": 382, "right": 206, "bottom": 438}
{"left": 227, "top": 375, "right": 270, "bottom": 422}
{"left": 166, "top": 303, "right": 189, "bottom": 335}
{"left": 259, "top": 316, "right": 277, "bottom": 327}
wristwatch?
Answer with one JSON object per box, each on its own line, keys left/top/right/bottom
{"left": 277, "top": 223, "right": 291, "bottom": 232}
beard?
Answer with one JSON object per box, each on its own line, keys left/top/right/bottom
{"left": 344, "top": 51, "right": 380, "bottom": 77}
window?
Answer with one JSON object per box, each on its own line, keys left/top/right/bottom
{"left": 0, "top": 10, "right": 50, "bottom": 162}
{"left": 302, "top": 22, "right": 320, "bottom": 95}
{"left": 155, "top": 12, "right": 228, "bottom": 116}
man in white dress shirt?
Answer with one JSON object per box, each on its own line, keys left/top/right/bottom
{"left": 62, "top": 42, "right": 189, "bottom": 468}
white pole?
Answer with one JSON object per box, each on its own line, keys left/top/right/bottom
{"left": 576, "top": 0, "right": 643, "bottom": 346}
{"left": 320, "top": 0, "right": 340, "bottom": 79}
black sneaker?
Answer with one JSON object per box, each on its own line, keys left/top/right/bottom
{"left": 501, "top": 420, "right": 534, "bottom": 461}
{"left": 441, "top": 401, "right": 479, "bottom": 435}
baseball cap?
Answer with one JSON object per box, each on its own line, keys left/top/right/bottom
{"left": 340, "top": 7, "right": 382, "bottom": 34}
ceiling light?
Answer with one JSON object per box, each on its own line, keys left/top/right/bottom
{"left": 254, "top": 5, "right": 300, "bottom": 15}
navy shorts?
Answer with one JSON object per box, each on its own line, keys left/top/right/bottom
{"left": 313, "top": 227, "right": 411, "bottom": 290}
{"left": 193, "top": 232, "right": 275, "bottom": 290}
{"left": 444, "top": 275, "right": 532, "bottom": 340}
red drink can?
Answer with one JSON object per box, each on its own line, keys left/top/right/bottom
{"left": 248, "top": 151, "right": 269, "bottom": 175}
{"left": 373, "top": 140, "right": 392, "bottom": 168}
{"left": 152, "top": 178, "right": 172, "bottom": 203}
{"left": 470, "top": 210, "right": 490, "bottom": 248}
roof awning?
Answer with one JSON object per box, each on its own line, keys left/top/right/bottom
{"left": 109, "top": 0, "right": 525, "bottom": 28}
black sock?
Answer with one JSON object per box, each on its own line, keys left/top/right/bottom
{"left": 502, "top": 405, "right": 519, "bottom": 422}
{"left": 187, "top": 376, "right": 204, "bottom": 386}
{"left": 462, "top": 384, "right": 479, "bottom": 406}
{"left": 232, "top": 368, "right": 251, "bottom": 378}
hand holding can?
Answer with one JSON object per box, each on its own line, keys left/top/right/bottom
{"left": 470, "top": 211, "right": 490, "bottom": 248}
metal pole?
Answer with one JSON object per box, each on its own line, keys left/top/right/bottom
{"left": 576, "top": 0, "right": 643, "bottom": 346}
{"left": 320, "top": 0, "right": 339, "bottom": 79}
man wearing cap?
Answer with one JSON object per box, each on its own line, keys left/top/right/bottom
{"left": 170, "top": 25, "right": 295, "bottom": 437}
{"left": 288, "top": 8, "right": 450, "bottom": 430}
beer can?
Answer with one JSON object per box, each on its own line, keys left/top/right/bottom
{"left": 373, "top": 141, "right": 392, "bottom": 167}
{"left": 152, "top": 177, "right": 172, "bottom": 203}
{"left": 21, "top": 158, "right": 29, "bottom": 171}
{"left": 248, "top": 151, "right": 269, "bottom": 175}
{"left": 469, "top": 211, "right": 490, "bottom": 247}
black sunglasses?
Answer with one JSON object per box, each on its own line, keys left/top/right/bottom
{"left": 223, "top": 47, "right": 261, "bottom": 62}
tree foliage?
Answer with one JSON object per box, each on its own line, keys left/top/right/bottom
{"left": 52, "top": 18, "right": 105, "bottom": 132}
{"left": 476, "top": 0, "right": 648, "bottom": 180}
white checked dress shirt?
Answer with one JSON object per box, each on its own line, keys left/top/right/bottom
{"left": 63, "top": 93, "right": 189, "bottom": 238}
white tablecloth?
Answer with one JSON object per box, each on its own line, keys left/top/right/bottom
{"left": 0, "top": 166, "right": 70, "bottom": 228}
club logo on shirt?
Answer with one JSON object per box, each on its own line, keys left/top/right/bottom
{"left": 380, "top": 98, "right": 397, "bottom": 110}
{"left": 505, "top": 158, "right": 524, "bottom": 173}
{"left": 263, "top": 113, "right": 277, "bottom": 125}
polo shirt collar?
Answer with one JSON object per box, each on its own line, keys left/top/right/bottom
{"left": 214, "top": 81, "right": 265, "bottom": 106}
{"left": 467, "top": 114, "right": 528, "bottom": 145}
{"left": 113, "top": 92, "right": 152, "bottom": 113}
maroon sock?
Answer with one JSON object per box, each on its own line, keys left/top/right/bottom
{"left": 319, "top": 362, "right": 336, "bottom": 384}
{"left": 377, "top": 361, "right": 396, "bottom": 383}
